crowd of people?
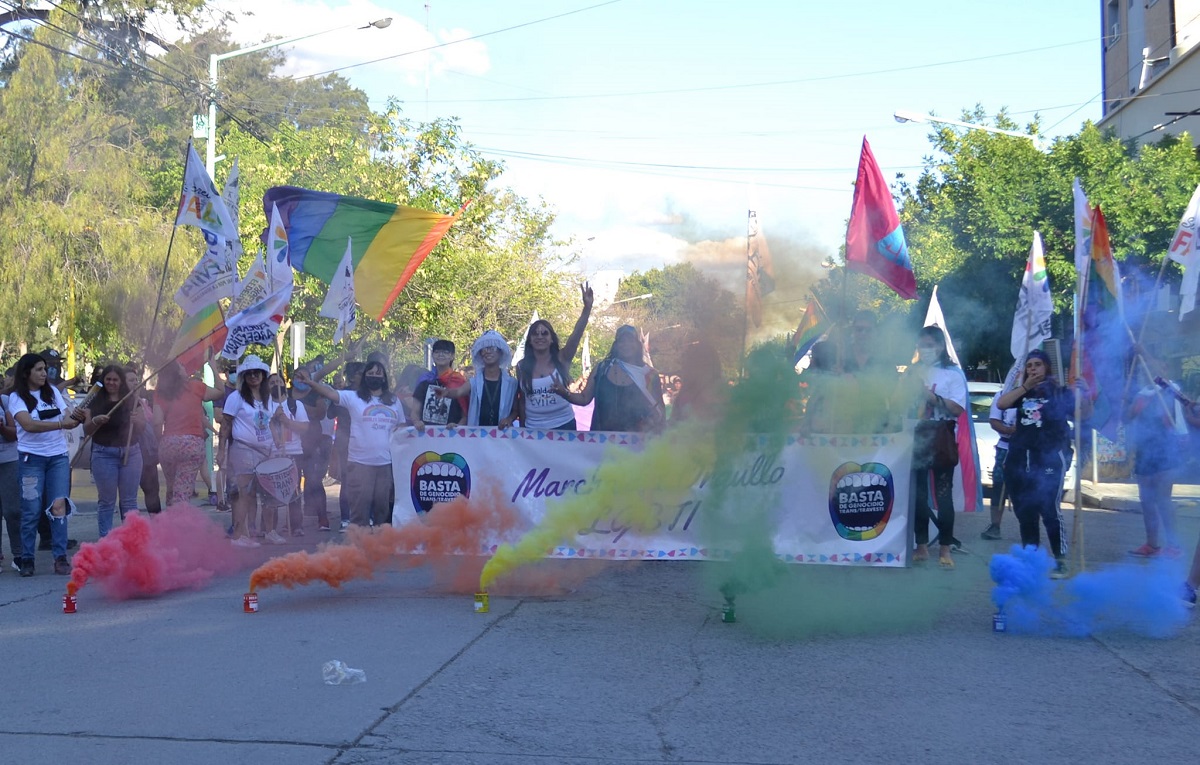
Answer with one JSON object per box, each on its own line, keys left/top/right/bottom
{"left": 1, "top": 294, "right": 1198, "bottom": 607}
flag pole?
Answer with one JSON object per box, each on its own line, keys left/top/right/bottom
{"left": 740, "top": 209, "right": 751, "bottom": 376}
{"left": 1071, "top": 254, "right": 1091, "bottom": 575}
{"left": 145, "top": 139, "right": 193, "bottom": 367}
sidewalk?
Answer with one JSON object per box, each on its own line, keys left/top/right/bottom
{"left": 1068, "top": 479, "right": 1200, "bottom": 516}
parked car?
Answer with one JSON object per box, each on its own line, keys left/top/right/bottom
{"left": 968, "top": 380, "right": 1076, "bottom": 491}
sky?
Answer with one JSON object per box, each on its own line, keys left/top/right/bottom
{"left": 163, "top": 0, "right": 1103, "bottom": 320}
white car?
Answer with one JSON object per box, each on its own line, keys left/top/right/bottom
{"left": 968, "top": 382, "right": 1002, "bottom": 487}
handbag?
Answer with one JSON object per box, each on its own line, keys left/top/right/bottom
{"left": 913, "top": 419, "right": 959, "bottom": 470}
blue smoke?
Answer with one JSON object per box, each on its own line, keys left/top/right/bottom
{"left": 989, "top": 545, "right": 1190, "bottom": 638}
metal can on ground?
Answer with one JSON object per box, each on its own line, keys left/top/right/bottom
{"left": 244, "top": 592, "right": 258, "bottom": 613}
{"left": 474, "top": 592, "right": 489, "bottom": 613}
{"left": 62, "top": 594, "right": 77, "bottom": 614}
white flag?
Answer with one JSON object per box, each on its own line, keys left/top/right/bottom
{"left": 1010, "top": 231, "right": 1054, "bottom": 361}
{"left": 230, "top": 250, "right": 269, "bottom": 317}
{"left": 319, "top": 239, "right": 357, "bottom": 344}
{"left": 175, "top": 144, "right": 238, "bottom": 243}
{"left": 1073, "top": 177, "right": 1092, "bottom": 277}
{"left": 173, "top": 229, "right": 236, "bottom": 315}
{"left": 264, "top": 203, "right": 294, "bottom": 296}
{"left": 1168, "top": 183, "right": 1200, "bottom": 320}
{"left": 221, "top": 285, "right": 292, "bottom": 360}
{"left": 221, "top": 158, "right": 243, "bottom": 270}
{"left": 922, "top": 285, "right": 960, "bottom": 366}
{"left": 510, "top": 310, "right": 540, "bottom": 369}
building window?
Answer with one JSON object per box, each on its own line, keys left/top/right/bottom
{"left": 1107, "top": 0, "right": 1121, "bottom": 48}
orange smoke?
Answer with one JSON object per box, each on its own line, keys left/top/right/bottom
{"left": 248, "top": 490, "right": 521, "bottom": 593}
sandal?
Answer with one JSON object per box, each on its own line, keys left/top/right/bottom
{"left": 939, "top": 556, "right": 955, "bottom": 569}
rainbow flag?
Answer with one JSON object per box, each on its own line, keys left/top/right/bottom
{"left": 262, "top": 187, "right": 462, "bottom": 320}
{"left": 169, "top": 303, "right": 227, "bottom": 374}
{"left": 1071, "top": 205, "right": 1127, "bottom": 439}
{"left": 790, "top": 299, "right": 828, "bottom": 364}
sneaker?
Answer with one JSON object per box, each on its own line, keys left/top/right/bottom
{"left": 19, "top": 558, "right": 34, "bottom": 577}
{"left": 1183, "top": 583, "right": 1197, "bottom": 608}
{"left": 318, "top": 525, "right": 331, "bottom": 532}
{"left": 340, "top": 520, "right": 349, "bottom": 530}
{"left": 1050, "top": 559, "right": 1069, "bottom": 580}
{"left": 291, "top": 529, "right": 305, "bottom": 537}
{"left": 53, "top": 556, "right": 70, "bottom": 576}
{"left": 10, "top": 560, "right": 20, "bottom": 572}
{"left": 1129, "top": 544, "right": 1161, "bottom": 558}
{"left": 980, "top": 524, "right": 1002, "bottom": 541}
{"left": 230, "top": 536, "right": 261, "bottom": 549}
{"left": 950, "top": 539, "right": 970, "bottom": 556}
{"left": 264, "top": 530, "right": 287, "bottom": 545}
{"left": 207, "top": 493, "right": 218, "bottom": 506}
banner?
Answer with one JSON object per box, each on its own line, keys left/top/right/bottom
{"left": 222, "top": 158, "right": 243, "bottom": 271}
{"left": 1167, "top": 182, "right": 1200, "bottom": 320}
{"left": 173, "top": 228, "right": 236, "bottom": 315}
{"left": 319, "top": 238, "right": 357, "bottom": 344}
{"left": 220, "top": 285, "right": 290, "bottom": 359}
{"left": 1010, "top": 231, "right": 1053, "bottom": 360}
{"left": 175, "top": 144, "right": 238, "bottom": 243}
{"left": 390, "top": 427, "right": 915, "bottom": 566}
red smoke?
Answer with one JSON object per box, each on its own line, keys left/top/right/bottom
{"left": 249, "top": 490, "right": 521, "bottom": 594}
{"left": 67, "top": 505, "right": 241, "bottom": 599}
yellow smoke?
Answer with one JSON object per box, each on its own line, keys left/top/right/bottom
{"left": 479, "top": 421, "right": 716, "bottom": 590}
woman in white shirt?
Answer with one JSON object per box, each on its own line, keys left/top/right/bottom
{"left": 217, "top": 356, "right": 282, "bottom": 548}
{"left": 269, "top": 372, "right": 312, "bottom": 538}
{"left": 514, "top": 283, "right": 593, "bottom": 429}
{"left": 906, "top": 327, "right": 967, "bottom": 569}
{"left": 8, "top": 353, "right": 83, "bottom": 576}
{"left": 294, "top": 360, "right": 405, "bottom": 528}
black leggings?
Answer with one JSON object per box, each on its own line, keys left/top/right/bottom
{"left": 913, "top": 465, "right": 955, "bottom": 546}
{"left": 1004, "top": 448, "right": 1070, "bottom": 558}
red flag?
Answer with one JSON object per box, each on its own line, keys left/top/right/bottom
{"left": 845, "top": 137, "right": 917, "bottom": 299}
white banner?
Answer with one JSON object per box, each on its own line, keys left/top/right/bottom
{"left": 319, "top": 238, "right": 356, "bottom": 344}
{"left": 175, "top": 144, "right": 238, "bottom": 242}
{"left": 221, "top": 158, "right": 243, "bottom": 270}
{"left": 174, "top": 228, "right": 236, "bottom": 315}
{"left": 1011, "top": 231, "right": 1053, "bottom": 360}
{"left": 390, "top": 427, "right": 914, "bottom": 566}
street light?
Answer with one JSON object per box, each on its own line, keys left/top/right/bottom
{"left": 205, "top": 17, "right": 393, "bottom": 176}
{"left": 893, "top": 109, "right": 1044, "bottom": 146}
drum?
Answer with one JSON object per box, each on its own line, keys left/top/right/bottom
{"left": 255, "top": 457, "right": 299, "bottom": 504}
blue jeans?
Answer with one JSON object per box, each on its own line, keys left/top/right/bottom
{"left": 19, "top": 452, "right": 71, "bottom": 561}
{"left": 91, "top": 443, "right": 143, "bottom": 538}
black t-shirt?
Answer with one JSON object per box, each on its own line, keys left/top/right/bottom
{"left": 477, "top": 377, "right": 502, "bottom": 427}
{"left": 87, "top": 397, "right": 133, "bottom": 447}
{"left": 413, "top": 380, "right": 463, "bottom": 426}
{"left": 1008, "top": 384, "right": 1075, "bottom": 457}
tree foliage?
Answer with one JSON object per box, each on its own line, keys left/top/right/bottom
{"left": 851, "top": 106, "right": 1200, "bottom": 371}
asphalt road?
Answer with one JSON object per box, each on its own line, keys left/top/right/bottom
{"left": 1, "top": 475, "right": 1197, "bottom": 765}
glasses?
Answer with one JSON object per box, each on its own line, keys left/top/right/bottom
{"left": 531, "top": 330, "right": 551, "bottom": 338}
{"left": 432, "top": 350, "right": 454, "bottom": 356}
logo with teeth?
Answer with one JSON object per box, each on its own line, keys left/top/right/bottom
{"left": 828, "top": 462, "right": 894, "bottom": 541}
{"left": 410, "top": 451, "right": 471, "bottom": 513}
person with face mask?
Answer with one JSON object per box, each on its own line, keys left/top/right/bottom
{"left": 994, "top": 348, "right": 1091, "bottom": 579}
{"left": 295, "top": 360, "right": 406, "bottom": 528}
{"left": 903, "top": 326, "right": 967, "bottom": 569}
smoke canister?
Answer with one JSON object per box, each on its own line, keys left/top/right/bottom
{"left": 993, "top": 609, "right": 1007, "bottom": 633}
{"left": 243, "top": 592, "right": 258, "bottom": 613}
{"left": 721, "top": 603, "right": 736, "bottom": 623}
{"left": 62, "top": 593, "right": 77, "bottom": 614}
{"left": 473, "top": 592, "right": 489, "bottom": 613}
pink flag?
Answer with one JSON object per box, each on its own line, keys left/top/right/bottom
{"left": 845, "top": 137, "right": 917, "bottom": 300}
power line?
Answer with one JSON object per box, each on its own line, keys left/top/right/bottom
{"left": 292, "top": 0, "right": 625, "bottom": 81}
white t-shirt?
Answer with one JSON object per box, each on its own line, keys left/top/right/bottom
{"left": 922, "top": 366, "right": 967, "bottom": 423}
{"left": 337, "top": 390, "right": 405, "bottom": 466}
{"left": 0, "top": 394, "right": 20, "bottom": 464}
{"left": 278, "top": 399, "right": 310, "bottom": 456}
{"left": 223, "top": 390, "right": 279, "bottom": 451}
{"left": 522, "top": 373, "right": 575, "bottom": 429}
{"left": 9, "top": 386, "right": 71, "bottom": 457}
{"left": 988, "top": 392, "right": 1018, "bottom": 448}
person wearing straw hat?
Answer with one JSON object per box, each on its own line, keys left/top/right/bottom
{"left": 438, "top": 331, "right": 518, "bottom": 428}
{"left": 217, "top": 355, "right": 283, "bottom": 548}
